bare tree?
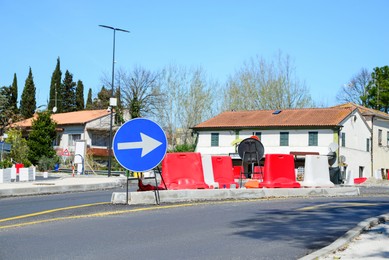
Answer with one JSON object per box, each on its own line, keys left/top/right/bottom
{"left": 158, "top": 65, "right": 217, "bottom": 147}
{"left": 222, "top": 52, "right": 313, "bottom": 111}
{"left": 118, "top": 66, "right": 164, "bottom": 119}
{"left": 336, "top": 68, "right": 371, "bottom": 105}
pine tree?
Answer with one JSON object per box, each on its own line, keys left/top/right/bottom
{"left": 86, "top": 88, "right": 93, "bottom": 109}
{"left": 20, "top": 67, "right": 36, "bottom": 118}
{"left": 10, "top": 73, "right": 18, "bottom": 113}
{"left": 27, "top": 111, "right": 57, "bottom": 165}
{"left": 92, "top": 86, "right": 110, "bottom": 109}
{"left": 61, "top": 70, "right": 76, "bottom": 112}
{"left": 49, "top": 57, "right": 62, "bottom": 112}
{"left": 75, "top": 80, "right": 85, "bottom": 110}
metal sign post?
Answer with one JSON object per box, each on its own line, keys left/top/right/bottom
{"left": 113, "top": 118, "right": 167, "bottom": 204}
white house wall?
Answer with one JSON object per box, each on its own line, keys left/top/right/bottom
{"left": 195, "top": 129, "right": 336, "bottom": 156}
{"left": 85, "top": 115, "right": 111, "bottom": 147}
{"left": 339, "top": 113, "right": 371, "bottom": 178}
{"left": 58, "top": 125, "right": 85, "bottom": 153}
{"left": 372, "top": 118, "right": 389, "bottom": 176}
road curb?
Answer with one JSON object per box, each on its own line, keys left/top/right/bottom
{"left": 299, "top": 213, "right": 389, "bottom": 260}
{"left": 111, "top": 187, "right": 360, "bottom": 205}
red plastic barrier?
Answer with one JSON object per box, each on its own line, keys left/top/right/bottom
{"left": 259, "top": 154, "right": 300, "bottom": 188}
{"left": 233, "top": 166, "right": 245, "bottom": 179}
{"left": 354, "top": 177, "right": 367, "bottom": 184}
{"left": 252, "top": 166, "right": 264, "bottom": 180}
{"left": 15, "top": 163, "right": 24, "bottom": 174}
{"left": 160, "top": 152, "right": 209, "bottom": 190}
{"left": 211, "top": 156, "right": 238, "bottom": 188}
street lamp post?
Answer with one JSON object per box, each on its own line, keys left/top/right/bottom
{"left": 99, "top": 24, "right": 129, "bottom": 177}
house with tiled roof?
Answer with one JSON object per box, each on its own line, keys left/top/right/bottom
{"left": 11, "top": 109, "right": 117, "bottom": 160}
{"left": 333, "top": 103, "right": 389, "bottom": 178}
{"left": 192, "top": 106, "right": 373, "bottom": 178}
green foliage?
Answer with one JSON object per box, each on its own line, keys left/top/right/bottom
{"left": 10, "top": 73, "right": 18, "bottom": 113}
{"left": 37, "top": 155, "right": 59, "bottom": 171}
{"left": 362, "top": 66, "right": 389, "bottom": 113}
{"left": 61, "top": 70, "right": 76, "bottom": 112}
{"left": 0, "top": 159, "right": 12, "bottom": 169}
{"left": 76, "top": 80, "right": 85, "bottom": 110}
{"left": 86, "top": 88, "right": 94, "bottom": 109}
{"left": 27, "top": 111, "right": 57, "bottom": 165}
{"left": 48, "top": 57, "right": 62, "bottom": 112}
{"left": 20, "top": 67, "right": 37, "bottom": 118}
{"left": 92, "top": 86, "right": 110, "bottom": 109}
{"left": 171, "top": 143, "right": 196, "bottom": 152}
{"left": 5, "top": 128, "right": 31, "bottom": 166}
{"left": 129, "top": 96, "right": 141, "bottom": 118}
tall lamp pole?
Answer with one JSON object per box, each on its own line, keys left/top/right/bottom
{"left": 99, "top": 24, "right": 129, "bottom": 177}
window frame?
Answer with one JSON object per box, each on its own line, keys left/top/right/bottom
{"left": 280, "top": 132, "right": 289, "bottom": 146}
{"left": 211, "top": 133, "right": 219, "bottom": 147}
{"left": 308, "top": 131, "right": 318, "bottom": 146}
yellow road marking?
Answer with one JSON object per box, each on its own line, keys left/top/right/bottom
{"left": 0, "top": 199, "right": 268, "bottom": 230}
{"left": 0, "top": 203, "right": 203, "bottom": 229}
{"left": 297, "top": 202, "right": 379, "bottom": 211}
{"left": 0, "top": 202, "right": 110, "bottom": 223}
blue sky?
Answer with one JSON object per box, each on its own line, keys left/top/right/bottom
{"left": 1, "top": 0, "right": 388, "bottom": 108}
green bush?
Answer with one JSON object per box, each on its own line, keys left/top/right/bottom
{"left": 37, "top": 156, "right": 59, "bottom": 172}
{"left": 172, "top": 143, "right": 196, "bottom": 152}
{"left": 0, "top": 159, "right": 12, "bottom": 169}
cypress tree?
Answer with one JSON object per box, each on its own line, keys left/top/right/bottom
{"left": 75, "top": 80, "right": 85, "bottom": 110}
{"left": 86, "top": 88, "right": 93, "bottom": 109}
{"left": 61, "top": 70, "right": 76, "bottom": 112}
{"left": 49, "top": 57, "right": 62, "bottom": 112}
{"left": 10, "top": 73, "right": 18, "bottom": 113}
{"left": 20, "top": 67, "right": 36, "bottom": 118}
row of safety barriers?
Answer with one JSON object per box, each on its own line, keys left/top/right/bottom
{"left": 0, "top": 166, "right": 36, "bottom": 183}
{"left": 157, "top": 152, "right": 342, "bottom": 190}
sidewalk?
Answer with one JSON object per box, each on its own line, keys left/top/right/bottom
{"left": 0, "top": 173, "right": 127, "bottom": 197}
{"left": 301, "top": 214, "right": 389, "bottom": 259}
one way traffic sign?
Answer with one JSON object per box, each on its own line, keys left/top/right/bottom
{"left": 113, "top": 118, "right": 167, "bottom": 172}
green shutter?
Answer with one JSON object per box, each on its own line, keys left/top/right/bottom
{"left": 309, "top": 132, "right": 318, "bottom": 146}
{"left": 211, "top": 133, "right": 219, "bottom": 147}
{"left": 280, "top": 132, "right": 289, "bottom": 146}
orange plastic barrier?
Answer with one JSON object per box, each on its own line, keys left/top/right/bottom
{"left": 160, "top": 152, "right": 209, "bottom": 190}
{"left": 259, "top": 154, "right": 300, "bottom": 188}
{"left": 211, "top": 156, "right": 238, "bottom": 188}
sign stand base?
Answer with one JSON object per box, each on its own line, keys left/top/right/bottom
{"left": 125, "top": 167, "right": 167, "bottom": 205}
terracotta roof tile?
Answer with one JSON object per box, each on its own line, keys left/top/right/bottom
{"left": 333, "top": 102, "right": 389, "bottom": 119}
{"left": 193, "top": 107, "right": 355, "bottom": 129}
{"left": 11, "top": 110, "right": 110, "bottom": 128}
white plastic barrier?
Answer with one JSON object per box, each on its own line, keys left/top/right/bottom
{"left": 11, "top": 167, "right": 17, "bottom": 181}
{"left": 345, "top": 170, "right": 354, "bottom": 185}
{"left": 0, "top": 168, "right": 11, "bottom": 183}
{"left": 300, "top": 155, "right": 334, "bottom": 187}
{"left": 375, "top": 170, "right": 383, "bottom": 180}
{"left": 19, "top": 167, "right": 33, "bottom": 182}
{"left": 29, "top": 166, "right": 36, "bottom": 181}
{"left": 201, "top": 154, "right": 219, "bottom": 189}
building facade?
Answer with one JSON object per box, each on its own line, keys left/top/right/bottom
{"left": 193, "top": 106, "right": 374, "bottom": 178}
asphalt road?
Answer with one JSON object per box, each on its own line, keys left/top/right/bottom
{"left": 1, "top": 188, "right": 389, "bottom": 259}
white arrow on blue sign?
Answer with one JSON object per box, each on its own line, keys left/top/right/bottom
{"left": 113, "top": 118, "right": 167, "bottom": 172}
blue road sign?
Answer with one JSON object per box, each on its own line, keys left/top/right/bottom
{"left": 113, "top": 118, "right": 167, "bottom": 172}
